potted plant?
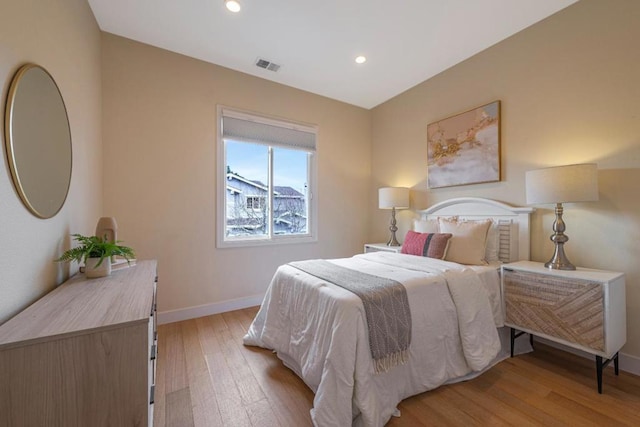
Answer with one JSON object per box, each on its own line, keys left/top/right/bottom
{"left": 56, "top": 234, "right": 136, "bottom": 278}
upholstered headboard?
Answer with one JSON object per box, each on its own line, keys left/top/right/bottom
{"left": 417, "top": 197, "right": 534, "bottom": 262}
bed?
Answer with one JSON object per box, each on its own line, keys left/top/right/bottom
{"left": 244, "top": 198, "right": 534, "bottom": 427}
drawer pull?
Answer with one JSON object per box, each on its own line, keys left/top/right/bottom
{"left": 150, "top": 385, "right": 155, "bottom": 405}
{"left": 150, "top": 344, "right": 157, "bottom": 361}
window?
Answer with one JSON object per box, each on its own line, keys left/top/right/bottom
{"left": 246, "top": 196, "right": 265, "bottom": 210}
{"left": 217, "top": 107, "right": 317, "bottom": 247}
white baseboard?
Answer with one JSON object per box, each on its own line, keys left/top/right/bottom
{"left": 157, "top": 294, "right": 264, "bottom": 325}
{"left": 535, "top": 337, "right": 640, "bottom": 376}
{"left": 620, "top": 352, "right": 640, "bottom": 376}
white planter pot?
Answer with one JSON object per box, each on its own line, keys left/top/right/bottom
{"left": 85, "top": 257, "right": 112, "bottom": 278}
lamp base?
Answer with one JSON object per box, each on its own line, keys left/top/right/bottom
{"left": 544, "top": 251, "right": 576, "bottom": 270}
{"left": 386, "top": 207, "right": 401, "bottom": 247}
{"left": 545, "top": 203, "right": 576, "bottom": 270}
{"left": 386, "top": 236, "right": 401, "bottom": 247}
{"left": 545, "top": 236, "right": 576, "bottom": 270}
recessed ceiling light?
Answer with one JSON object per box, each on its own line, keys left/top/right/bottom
{"left": 355, "top": 56, "right": 367, "bottom": 64}
{"left": 225, "top": 0, "right": 241, "bottom": 13}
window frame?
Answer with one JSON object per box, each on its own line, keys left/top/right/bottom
{"left": 216, "top": 106, "right": 318, "bottom": 248}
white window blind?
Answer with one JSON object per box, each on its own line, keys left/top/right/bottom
{"left": 221, "top": 110, "right": 316, "bottom": 152}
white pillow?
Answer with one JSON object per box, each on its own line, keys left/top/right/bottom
{"left": 438, "top": 217, "right": 492, "bottom": 265}
{"left": 413, "top": 216, "right": 458, "bottom": 233}
{"left": 413, "top": 218, "right": 439, "bottom": 233}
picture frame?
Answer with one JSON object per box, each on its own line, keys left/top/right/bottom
{"left": 427, "top": 100, "right": 501, "bottom": 188}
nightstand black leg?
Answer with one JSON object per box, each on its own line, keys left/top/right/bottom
{"left": 596, "top": 356, "right": 603, "bottom": 394}
{"left": 595, "top": 353, "right": 619, "bottom": 393}
{"left": 510, "top": 328, "right": 531, "bottom": 357}
{"left": 530, "top": 333, "right": 534, "bottom": 349}
{"left": 510, "top": 328, "right": 515, "bottom": 357}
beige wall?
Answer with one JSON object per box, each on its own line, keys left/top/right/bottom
{"left": 101, "top": 34, "right": 371, "bottom": 317}
{"left": 0, "top": 0, "right": 102, "bottom": 323}
{"left": 371, "top": 0, "right": 640, "bottom": 357}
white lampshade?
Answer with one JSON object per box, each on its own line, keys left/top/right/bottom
{"left": 526, "top": 163, "right": 599, "bottom": 205}
{"left": 378, "top": 187, "right": 410, "bottom": 209}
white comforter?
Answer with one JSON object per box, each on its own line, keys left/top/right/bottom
{"left": 244, "top": 252, "right": 503, "bottom": 427}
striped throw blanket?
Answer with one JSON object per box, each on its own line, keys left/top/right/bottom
{"left": 289, "top": 259, "right": 412, "bottom": 373}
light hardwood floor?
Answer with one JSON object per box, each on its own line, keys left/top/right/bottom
{"left": 154, "top": 307, "right": 640, "bottom": 426}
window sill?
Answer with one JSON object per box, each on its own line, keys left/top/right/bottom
{"left": 217, "top": 234, "right": 317, "bottom": 249}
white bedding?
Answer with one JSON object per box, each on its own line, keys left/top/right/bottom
{"left": 244, "top": 252, "right": 504, "bottom": 427}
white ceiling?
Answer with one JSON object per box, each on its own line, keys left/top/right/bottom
{"left": 88, "top": 0, "right": 578, "bottom": 109}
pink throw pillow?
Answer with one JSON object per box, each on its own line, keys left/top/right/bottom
{"left": 401, "top": 231, "right": 452, "bottom": 259}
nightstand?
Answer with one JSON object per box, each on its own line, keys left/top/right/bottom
{"left": 501, "top": 261, "right": 626, "bottom": 393}
{"left": 364, "top": 243, "right": 403, "bottom": 254}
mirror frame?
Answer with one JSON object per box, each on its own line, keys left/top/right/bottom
{"left": 4, "top": 63, "right": 72, "bottom": 218}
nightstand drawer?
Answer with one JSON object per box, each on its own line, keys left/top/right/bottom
{"left": 503, "top": 269, "right": 604, "bottom": 352}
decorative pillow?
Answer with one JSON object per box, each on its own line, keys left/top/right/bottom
{"left": 438, "top": 218, "right": 492, "bottom": 265}
{"left": 413, "top": 219, "right": 439, "bottom": 234}
{"left": 401, "top": 231, "right": 453, "bottom": 259}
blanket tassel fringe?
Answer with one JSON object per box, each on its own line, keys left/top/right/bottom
{"left": 374, "top": 349, "right": 409, "bottom": 374}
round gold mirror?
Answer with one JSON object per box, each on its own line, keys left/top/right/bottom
{"left": 4, "top": 64, "right": 72, "bottom": 218}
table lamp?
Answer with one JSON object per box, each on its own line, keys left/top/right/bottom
{"left": 525, "top": 163, "right": 599, "bottom": 270}
{"left": 378, "top": 187, "right": 410, "bottom": 246}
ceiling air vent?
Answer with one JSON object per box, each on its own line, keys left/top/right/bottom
{"left": 255, "top": 58, "right": 281, "bottom": 72}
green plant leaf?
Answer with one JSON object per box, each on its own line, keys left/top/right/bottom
{"left": 55, "top": 233, "right": 136, "bottom": 267}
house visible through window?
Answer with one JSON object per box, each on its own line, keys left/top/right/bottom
{"left": 217, "top": 107, "right": 317, "bottom": 247}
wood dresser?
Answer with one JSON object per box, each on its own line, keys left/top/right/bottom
{"left": 0, "top": 260, "right": 158, "bottom": 427}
